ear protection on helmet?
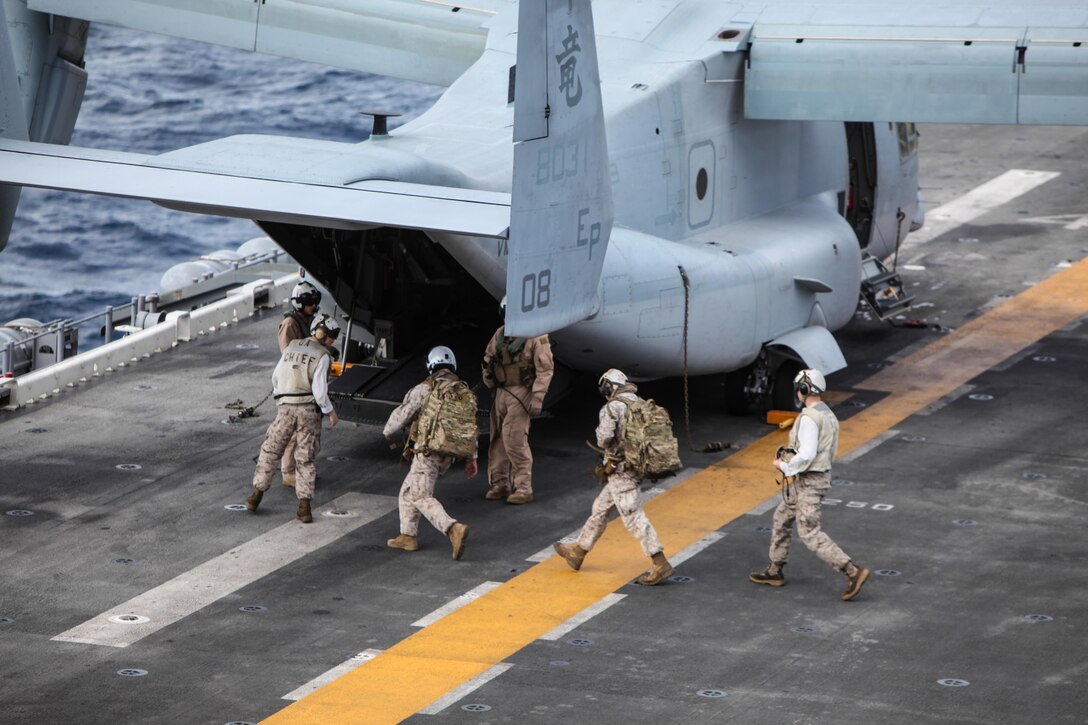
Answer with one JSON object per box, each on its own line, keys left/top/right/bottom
{"left": 793, "top": 368, "right": 825, "bottom": 397}
{"left": 597, "top": 368, "right": 628, "bottom": 398}
{"left": 310, "top": 313, "right": 340, "bottom": 341}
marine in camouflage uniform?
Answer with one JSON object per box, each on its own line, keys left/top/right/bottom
{"left": 553, "top": 369, "right": 674, "bottom": 586}
{"left": 481, "top": 322, "right": 554, "bottom": 505}
{"left": 383, "top": 348, "right": 476, "bottom": 560}
{"left": 749, "top": 368, "right": 870, "bottom": 601}
{"left": 276, "top": 296, "right": 317, "bottom": 489}
{"left": 245, "top": 326, "right": 339, "bottom": 523}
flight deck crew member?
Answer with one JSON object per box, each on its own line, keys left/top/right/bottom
{"left": 384, "top": 346, "right": 476, "bottom": 560}
{"left": 552, "top": 369, "right": 674, "bottom": 586}
{"left": 278, "top": 281, "right": 322, "bottom": 489}
{"left": 749, "top": 368, "right": 870, "bottom": 601}
{"left": 481, "top": 296, "right": 554, "bottom": 504}
{"left": 245, "top": 314, "right": 340, "bottom": 523}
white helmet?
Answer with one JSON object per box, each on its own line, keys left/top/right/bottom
{"left": 793, "top": 368, "right": 826, "bottom": 396}
{"left": 310, "top": 313, "right": 340, "bottom": 340}
{"left": 598, "top": 368, "right": 628, "bottom": 397}
{"left": 499, "top": 294, "right": 507, "bottom": 318}
{"left": 291, "top": 281, "right": 322, "bottom": 311}
{"left": 426, "top": 345, "right": 457, "bottom": 373}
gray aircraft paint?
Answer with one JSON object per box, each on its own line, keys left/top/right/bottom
{"left": 508, "top": 0, "right": 614, "bottom": 336}
{"left": 5, "top": 0, "right": 1088, "bottom": 379}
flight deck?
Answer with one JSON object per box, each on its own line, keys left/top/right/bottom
{"left": 1, "top": 124, "right": 1087, "bottom": 724}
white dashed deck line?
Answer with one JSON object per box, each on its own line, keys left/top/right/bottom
{"left": 837, "top": 429, "right": 900, "bottom": 463}
{"left": 668, "top": 530, "right": 726, "bottom": 567}
{"left": 526, "top": 468, "right": 703, "bottom": 562}
{"left": 52, "top": 493, "right": 397, "bottom": 648}
{"left": 539, "top": 594, "right": 627, "bottom": 641}
{"left": 282, "top": 649, "right": 384, "bottom": 701}
{"left": 418, "top": 662, "right": 514, "bottom": 715}
{"left": 746, "top": 496, "right": 781, "bottom": 516}
{"left": 411, "top": 581, "right": 503, "bottom": 628}
{"left": 902, "top": 169, "right": 1060, "bottom": 260}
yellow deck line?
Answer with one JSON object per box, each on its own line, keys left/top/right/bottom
{"left": 264, "top": 257, "right": 1088, "bottom": 724}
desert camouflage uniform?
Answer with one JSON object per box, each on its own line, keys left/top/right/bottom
{"left": 384, "top": 369, "right": 466, "bottom": 537}
{"left": 276, "top": 310, "right": 313, "bottom": 482}
{"left": 574, "top": 387, "right": 663, "bottom": 557}
{"left": 769, "top": 403, "right": 851, "bottom": 570}
{"left": 252, "top": 404, "right": 322, "bottom": 499}
{"left": 251, "top": 336, "right": 331, "bottom": 500}
{"left": 482, "top": 327, "right": 553, "bottom": 497}
{"left": 769, "top": 470, "right": 850, "bottom": 570}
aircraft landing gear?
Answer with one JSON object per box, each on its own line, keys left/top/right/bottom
{"left": 722, "top": 351, "right": 803, "bottom": 416}
{"left": 722, "top": 355, "right": 766, "bottom": 415}
{"left": 770, "top": 359, "right": 803, "bottom": 413}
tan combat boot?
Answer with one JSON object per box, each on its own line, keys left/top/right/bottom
{"left": 552, "top": 542, "right": 587, "bottom": 572}
{"left": 244, "top": 489, "right": 263, "bottom": 512}
{"left": 749, "top": 562, "right": 786, "bottom": 587}
{"left": 637, "top": 552, "right": 674, "bottom": 586}
{"left": 484, "top": 485, "right": 508, "bottom": 500}
{"left": 282, "top": 473, "right": 296, "bottom": 488}
{"left": 386, "top": 534, "right": 419, "bottom": 551}
{"left": 841, "top": 561, "right": 870, "bottom": 601}
{"left": 296, "top": 498, "right": 313, "bottom": 523}
{"left": 448, "top": 522, "right": 470, "bottom": 560}
{"left": 506, "top": 491, "right": 533, "bottom": 505}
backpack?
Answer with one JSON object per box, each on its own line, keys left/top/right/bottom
{"left": 617, "top": 396, "right": 682, "bottom": 479}
{"left": 413, "top": 375, "right": 479, "bottom": 459}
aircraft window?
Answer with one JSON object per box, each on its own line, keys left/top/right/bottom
{"left": 897, "top": 122, "right": 919, "bottom": 161}
{"left": 696, "top": 168, "right": 708, "bottom": 200}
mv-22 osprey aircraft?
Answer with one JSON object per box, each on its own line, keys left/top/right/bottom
{"left": 1, "top": 0, "right": 1086, "bottom": 412}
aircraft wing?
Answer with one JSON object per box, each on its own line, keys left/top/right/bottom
{"left": 27, "top": 0, "right": 516, "bottom": 87}
{"left": 740, "top": 1, "right": 1088, "bottom": 124}
{"left": 0, "top": 138, "right": 510, "bottom": 238}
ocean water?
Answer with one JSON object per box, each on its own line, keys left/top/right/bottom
{"left": 0, "top": 23, "right": 441, "bottom": 325}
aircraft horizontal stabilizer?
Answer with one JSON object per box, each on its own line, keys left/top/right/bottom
{"left": 0, "top": 139, "right": 510, "bottom": 238}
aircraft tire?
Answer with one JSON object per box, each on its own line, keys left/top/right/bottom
{"left": 771, "top": 360, "right": 804, "bottom": 412}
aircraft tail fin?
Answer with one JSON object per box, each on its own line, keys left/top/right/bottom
{"left": 0, "top": 2, "right": 30, "bottom": 253}
{"left": 0, "top": 5, "right": 87, "bottom": 254}
{"left": 505, "top": 0, "right": 612, "bottom": 337}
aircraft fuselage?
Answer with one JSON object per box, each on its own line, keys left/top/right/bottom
{"left": 406, "top": 17, "right": 915, "bottom": 377}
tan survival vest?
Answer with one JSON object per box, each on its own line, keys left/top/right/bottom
{"left": 273, "top": 337, "right": 328, "bottom": 406}
{"left": 788, "top": 402, "right": 839, "bottom": 473}
{"left": 490, "top": 327, "right": 536, "bottom": 387}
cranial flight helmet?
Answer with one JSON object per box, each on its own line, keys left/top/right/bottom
{"left": 426, "top": 346, "right": 457, "bottom": 373}
{"left": 310, "top": 313, "right": 340, "bottom": 340}
{"left": 598, "top": 368, "right": 628, "bottom": 397}
{"left": 291, "top": 281, "right": 322, "bottom": 311}
{"left": 793, "top": 368, "right": 826, "bottom": 397}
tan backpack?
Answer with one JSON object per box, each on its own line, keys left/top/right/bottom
{"left": 617, "top": 396, "right": 682, "bottom": 480}
{"left": 413, "top": 375, "right": 479, "bottom": 459}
